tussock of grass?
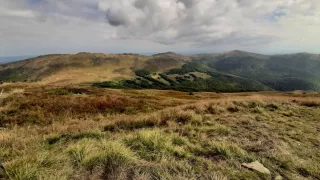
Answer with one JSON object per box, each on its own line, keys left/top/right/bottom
{"left": 191, "top": 141, "right": 252, "bottom": 162}
{"left": 226, "top": 105, "right": 240, "bottom": 113}
{"left": 4, "top": 152, "right": 71, "bottom": 180}
{"left": 68, "top": 144, "right": 87, "bottom": 167}
{"left": 293, "top": 99, "right": 320, "bottom": 107}
{"left": 297, "top": 161, "right": 320, "bottom": 179}
{"left": 265, "top": 103, "right": 279, "bottom": 111}
{"left": 203, "top": 124, "right": 232, "bottom": 136}
{"left": 252, "top": 106, "right": 267, "bottom": 114}
{"left": 104, "top": 109, "right": 203, "bottom": 131}
{"left": 1, "top": 86, "right": 320, "bottom": 179}
{"left": 205, "top": 104, "right": 226, "bottom": 115}
{"left": 159, "top": 109, "right": 202, "bottom": 126}
{"left": 82, "top": 141, "right": 136, "bottom": 171}
{"left": 65, "top": 139, "right": 137, "bottom": 179}
{"left": 234, "top": 100, "right": 280, "bottom": 113}
{"left": 208, "top": 142, "right": 249, "bottom": 160}
{"left": 46, "top": 131, "right": 104, "bottom": 145}
{"left": 125, "top": 130, "right": 173, "bottom": 161}
{"left": 104, "top": 117, "right": 158, "bottom": 131}
{"left": 172, "top": 136, "right": 189, "bottom": 146}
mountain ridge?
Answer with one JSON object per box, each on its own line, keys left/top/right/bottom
{"left": 1, "top": 51, "right": 320, "bottom": 92}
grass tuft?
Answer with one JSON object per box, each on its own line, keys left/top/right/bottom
{"left": 82, "top": 140, "right": 136, "bottom": 178}
{"left": 191, "top": 141, "right": 252, "bottom": 162}
{"left": 2, "top": 86, "right": 320, "bottom": 180}
{"left": 46, "top": 131, "right": 104, "bottom": 145}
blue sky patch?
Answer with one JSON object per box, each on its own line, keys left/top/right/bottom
{"left": 266, "top": 7, "right": 287, "bottom": 22}
{"left": 27, "top": 0, "right": 42, "bottom": 5}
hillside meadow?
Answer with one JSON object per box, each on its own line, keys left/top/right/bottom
{"left": 2, "top": 51, "right": 320, "bottom": 92}
{"left": 0, "top": 83, "right": 320, "bottom": 180}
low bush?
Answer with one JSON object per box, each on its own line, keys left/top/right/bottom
{"left": 48, "top": 89, "right": 72, "bottom": 95}
{"left": 135, "top": 69, "right": 151, "bottom": 77}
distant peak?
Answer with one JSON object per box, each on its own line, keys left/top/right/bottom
{"left": 76, "top": 52, "right": 91, "bottom": 55}
{"left": 295, "top": 52, "right": 311, "bottom": 55}
{"left": 152, "top": 52, "right": 177, "bottom": 56}
{"left": 230, "top": 50, "right": 249, "bottom": 54}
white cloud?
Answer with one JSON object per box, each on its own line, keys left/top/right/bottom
{"left": 0, "top": 0, "right": 320, "bottom": 56}
{"left": 96, "top": 0, "right": 320, "bottom": 48}
{"left": 0, "top": 8, "right": 38, "bottom": 18}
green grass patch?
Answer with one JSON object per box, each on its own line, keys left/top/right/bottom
{"left": 48, "top": 89, "right": 72, "bottom": 95}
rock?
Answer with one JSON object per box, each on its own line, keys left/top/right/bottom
{"left": 242, "top": 161, "right": 271, "bottom": 174}
{"left": 275, "top": 175, "right": 283, "bottom": 180}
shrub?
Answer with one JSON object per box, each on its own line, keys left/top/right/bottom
{"left": 159, "top": 73, "right": 175, "bottom": 85}
{"left": 48, "top": 89, "right": 72, "bottom": 95}
{"left": 189, "top": 73, "right": 197, "bottom": 79}
{"left": 93, "top": 81, "right": 121, "bottom": 88}
{"left": 135, "top": 69, "right": 151, "bottom": 77}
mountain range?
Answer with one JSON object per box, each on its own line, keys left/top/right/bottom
{"left": 1, "top": 50, "right": 320, "bottom": 92}
{"left": 0, "top": 56, "right": 36, "bottom": 64}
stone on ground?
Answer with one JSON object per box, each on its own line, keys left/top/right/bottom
{"left": 242, "top": 161, "right": 271, "bottom": 174}
{"left": 275, "top": 175, "right": 283, "bottom": 180}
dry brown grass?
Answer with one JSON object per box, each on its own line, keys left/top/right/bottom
{"left": 0, "top": 84, "right": 319, "bottom": 179}
{"left": 1, "top": 53, "right": 190, "bottom": 85}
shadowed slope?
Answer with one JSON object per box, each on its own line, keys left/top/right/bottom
{"left": 191, "top": 51, "right": 320, "bottom": 91}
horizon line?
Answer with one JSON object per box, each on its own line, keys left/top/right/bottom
{"left": 1, "top": 49, "right": 320, "bottom": 59}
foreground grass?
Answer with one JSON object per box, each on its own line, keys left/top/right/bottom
{"left": 0, "top": 84, "right": 320, "bottom": 179}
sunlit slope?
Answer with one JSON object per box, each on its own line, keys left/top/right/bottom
{"left": 0, "top": 53, "right": 187, "bottom": 84}
{"left": 1, "top": 50, "right": 320, "bottom": 91}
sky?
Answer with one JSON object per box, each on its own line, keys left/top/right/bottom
{"left": 0, "top": 0, "right": 320, "bottom": 56}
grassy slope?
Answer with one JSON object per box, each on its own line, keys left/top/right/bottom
{"left": 0, "top": 83, "right": 320, "bottom": 180}
{"left": 193, "top": 51, "right": 320, "bottom": 91}
{"left": 1, "top": 51, "right": 320, "bottom": 91}
{"left": 94, "top": 62, "right": 271, "bottom": 92}
{"left": 0, "top": 53, "right": 186, "bottom": 85}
